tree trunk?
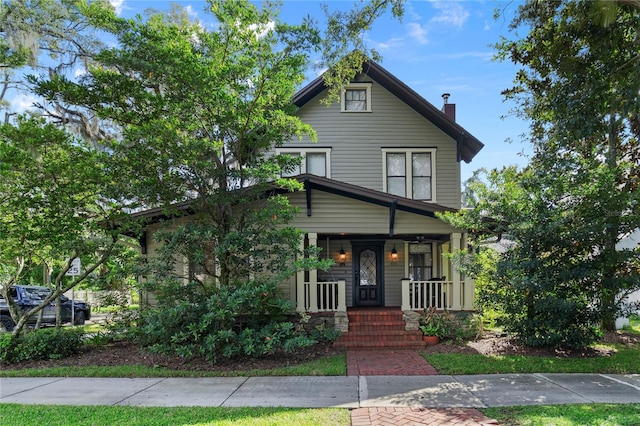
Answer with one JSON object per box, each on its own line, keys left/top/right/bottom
{"left": 600, "top": 111, "right": 621, "bottom": 332}
{"left": 55, "top": 294, "right": 63, "bottom": 328}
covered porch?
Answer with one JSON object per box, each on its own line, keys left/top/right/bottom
{"left": 293, "top": 232, "right": 475, "bottom": 315}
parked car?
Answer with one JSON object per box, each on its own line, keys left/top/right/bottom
{"left": 0, "top": 285, "right": 91, "bottom": 332}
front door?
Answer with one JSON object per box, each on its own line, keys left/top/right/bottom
{"left": 353, "top": 242, "right": 384, "bottom": 307}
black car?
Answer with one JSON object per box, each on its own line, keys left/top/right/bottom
{"left": 0, "top": 285, "right": 91, "bottom": 332}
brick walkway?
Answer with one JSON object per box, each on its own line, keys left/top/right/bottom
{"left": 351, "top": 407, "right": 500, "bottom": 426}
{"left": 347, "top": 350, "right": 501, "bottom": 425}
{"left": 346, "top": 350, "right": 439, "bottom": 376}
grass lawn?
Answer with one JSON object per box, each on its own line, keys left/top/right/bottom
{"left": 425, "top": 315, "right": 640, "bottom": 375}
{"left": 0, "top": 404, "right": 350, "bottom": 426}
{"left": 424, "top": 343, "right": 640, "bottom": 375}
{"left": 484, "top": 403, "right": 640, "bottom": 426}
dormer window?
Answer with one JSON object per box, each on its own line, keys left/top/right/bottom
{"left": 341, "top": 83, "right": 372, "bottom": 112}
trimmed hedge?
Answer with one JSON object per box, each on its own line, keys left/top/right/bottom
{"left": 0, "top": 327, "right": 85, "bottom": 363}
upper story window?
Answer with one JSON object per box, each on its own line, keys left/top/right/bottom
{"left": 382, "top": 148, "right": 436, "bottom": 201}
{"left": 341, "top": 83, "right": 372, "bottom": 112}
{"left": 277, "top": 148, "right": 331, "bottom": 178}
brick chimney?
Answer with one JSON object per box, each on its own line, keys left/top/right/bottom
{"left": 441, "top": 93, "right": 455, "bottom": 121}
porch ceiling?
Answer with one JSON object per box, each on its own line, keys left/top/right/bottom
{"left": 316, "top": 233, "right": 451, "bottom": 243}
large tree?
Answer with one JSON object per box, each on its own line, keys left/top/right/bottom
{"left": 0, "top": 0, "right": 108, "bottom": 127}
{"left": 0, "top": 0, "right": 137, "bottom": 338}
{"left": 0, "top": 117, "right": 135, "bottom": 336}
{"left": 443, "top": 0, "right": 640, "bottom": 347}
{"left": 30, "top": 0, "right": 339, "bottom": 358}
{"left": 33, "top": 0, "right": 330, "bottom": 289}
{"left": 495, "top": 0, "right": 640, "bottom": 331}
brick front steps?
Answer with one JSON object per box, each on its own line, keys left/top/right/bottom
{"left": 333, "top": 308, "right": 425, "bottom": 350}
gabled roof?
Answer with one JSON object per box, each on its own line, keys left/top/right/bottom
{"left": 293, "top": 60, "right": 484, "bottom": 163}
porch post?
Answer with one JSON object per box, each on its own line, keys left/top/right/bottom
{"left": 450, "top": 232, "right": 462, "bottom": 310}
{"left": 296, "top": 233, "right": 306, "bottom": 312}
{"left": 401, "top": 278, "right": 411, "bottom": 311}
{"left": 337, "top": 279, "right": 346, "bottom": 312}
{"left": 462, "top": 232, "right": 475, "bottom": 310}
{"left": 308, "top": 232, "right": 318, "bottom": 313}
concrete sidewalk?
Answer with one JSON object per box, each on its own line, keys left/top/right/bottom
{"left": 2, "top": 374, "right": 640, "bottom": 408}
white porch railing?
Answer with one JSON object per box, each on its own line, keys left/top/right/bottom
{"left": 404, "top": 280, "right": 452, "bottom": 310}
{"left": 297, "top": 280, "right": 346, "bottom": 313}
{"left": 401, "top": 279, "right": 473, "bottom": 311}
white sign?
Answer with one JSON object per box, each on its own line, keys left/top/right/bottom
{"left": 65, "top": 258, "right": 82, "bottom": 276}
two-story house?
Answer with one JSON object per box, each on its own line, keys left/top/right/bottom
{"left": 133, "top": 60, "right": 485, "bottom": 348}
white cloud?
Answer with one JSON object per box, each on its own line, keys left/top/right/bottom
{"left": 370, "top": 36, "right": 405, "bottom": 51}
{"left": 389, "top": 2, "right": 469, "bottom": 50}
{"left": 406, "top": 22, "right": 428, "bottom": 45}
{"left": 247, "top": 20, "right": 275, "bottom": 39}
{"left": 403, "top": 2, "right": 423, "bottom": 22}
{"left": 12, "top": 93, "right": 39, "bottom": 113}
{"left": 74, "top": 67, "right": 87, "bottom": 79}
{"left": 184, "top": 5, "right": 199, "bottom": 20}
{"left": 430, "top": 2, "right": 469, "bottom": 29}
{"left": 440, "top": 51, "right": 494, "bottom": 61}
{"left": 109, "top": 0, "right": 125, "bottom": 16}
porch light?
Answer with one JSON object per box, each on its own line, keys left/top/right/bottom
{"left": 339, "top": 246, "right": 346, "bottom": 266}
{"left": 391, "top": 245, "right": 398, "bottom": 263}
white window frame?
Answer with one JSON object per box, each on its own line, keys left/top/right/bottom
{"left": 341, "top": 83, "right": 372, "bottom": 112}
{"left": 406, "top": 242, "right": 435, "bottom": 281}
{"left": 382, "top": 148, "right": 436, "bottom": 201}
{"left": 276, "top": 148, "right": 332, "bottom": 178}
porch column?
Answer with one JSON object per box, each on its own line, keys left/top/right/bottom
{"left": 462, "top": 232, "right": 475, "bottom": 310}
{"left": 401, "top": 278, "right": 411, "bottom": 311}
{"left": 296, "top": 233, "right": 306, "bottom": 312}
{"left": 450, "top": 232, "right": 462, "bottom": 310}
{"left": 337, "top": 279, "right": 346, "bottom": 312}
{"left": 463, "top": 277, "right": 475, "bottom": 310}
{"left": 308, "top": 232, "right": 318, "bottom": 313}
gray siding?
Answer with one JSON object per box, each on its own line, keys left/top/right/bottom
{"left": 285, "top": 78, "right": 461, "bottom": 209}
{"left": 139, "top": 219, "right": 188, "bottom": 308}
{"left": 287, "top": 190, "right": 458, "bottom": 235}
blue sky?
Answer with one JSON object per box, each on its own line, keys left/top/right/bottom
{"left": 14, "top": 0, "right": 532, "bottom": 181}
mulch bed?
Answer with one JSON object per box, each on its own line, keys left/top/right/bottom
{"left": 2, "top": 330, "right": 638, "bottom": 372}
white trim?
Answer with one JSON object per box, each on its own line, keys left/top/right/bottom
{"left": 404, "top": 241, "right": 435, "bottom": 279}
{"left": 341, "top": 83, "right": 372, "bottom": 112}
{"left": 382, "top": 148, "right": 437, "bottom": 202}
{"left": 276, "top": 147, "right": 332, "bottom": 178}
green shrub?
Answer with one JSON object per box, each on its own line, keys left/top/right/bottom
{"left": 419, "top": 308, "right": 455, "bottom": 339}
{"left": 137, "top": 280, "right": 338, "bottom": 362}
{"left": 0, "top": 328, "right": 85, "bottom": 363}
{"left": 418, "top": 310, "right": 485, "bottom": 341}
{"left": 451, "top": 312, "right": 484, "bottom": 340}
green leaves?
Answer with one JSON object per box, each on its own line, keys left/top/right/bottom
{"left": 0, "top": 118, "right": 98, "bottom": 258}
{"left": 0, "top": 115, "right": 139, "bottom": 338}
{"left": 137, "top": 281, "right": 326, "bottom": 362}
{"left": 454, "top": 0, "right": 640, "bottom": 343}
